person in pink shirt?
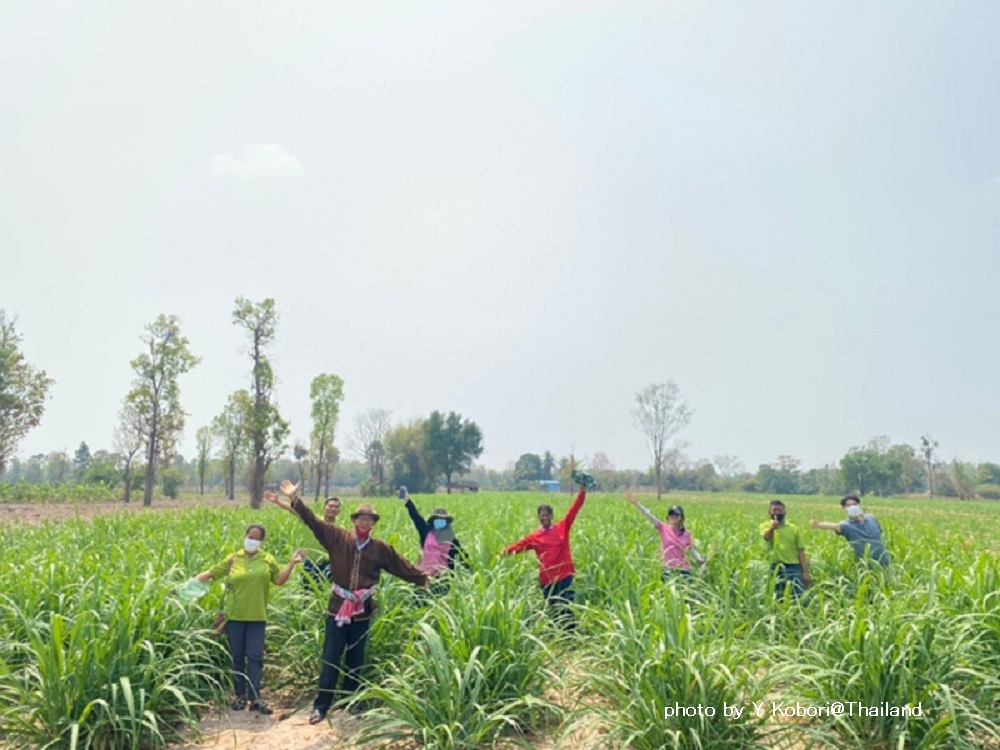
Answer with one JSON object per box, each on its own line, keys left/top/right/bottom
{"left": 627, "top": 494, "right": 707, "bottom": 579}
{"left": 400, "top": 488, "right": 466, "bottom": 581}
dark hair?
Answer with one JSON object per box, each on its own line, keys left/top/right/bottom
{"left": 768, "top": 500, "right": 786, "bottom": 510}
{"left": 537, "top": 504, "right": 554, "bottom": 515}
{"left": 245, "top": 524, "right": 266, "bottom": 539}
{"left": 840, "top": 494, "right": 860, "bottom": 507}
{"left": 325, "top": 497, "right": 341, "bottom": 506}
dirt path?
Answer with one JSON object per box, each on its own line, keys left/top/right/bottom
{"left": 175, "top": 700, "right": 376, "bottom": 750}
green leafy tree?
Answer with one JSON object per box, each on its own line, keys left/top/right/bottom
{"left": 424, "top": 411, "right": 484, "bottom": 494}
{"left": 213, "top": 390, "right": 250, "bottom": 501}
{"left": 385, "top": 419, "right": 433, "bottom": 494}
{"left": 84, "top": 450, "right": 119, "bottom": 487}
{"left": 0, "top": 311, "right": 55, "bottom": 475}
{"left": 73, "top": 441, "right": 91, "bottom": 481}
{"left": 195, "top": 426, "right": 213, "bottom": 495}
{"left": 112, "top": 399, "right": 145, "bottom": 503}
{"left": 513, "top": 453, "right": 543, "bottom": 482}
{"left": 126, "top": 314, "right": 199, "bottom": 506}
{"left": 293, "top": 441, "right": 311, "bottom": 490}
{"left": 920, "top": 435, "right": 938, "bottom": 497}
{"left": 757, "top": 456, "right": 802, "bottom": 495}
{"left": 309, "top": 373, "right": 345, "bottom": 500}
{"left": 541, "top": 450, "right": 556, "bottom": 481}
{"left": 631, "top": 381, "right": 693, "bottom": 500}
{"left": 231, "top": 297, "right": 288, "bottom": 508}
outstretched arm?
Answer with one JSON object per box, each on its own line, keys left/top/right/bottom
{"left": 380, "top": 544, "right": 429, "bottom": 588}
{"left": 810, "top": 518, "right": 841, "bottom": 533}
{"left": 627, "top": 493, "right": 660, "bottom": 528}
{"left": 505, "top": 534, "right": 534, "bottom": 556}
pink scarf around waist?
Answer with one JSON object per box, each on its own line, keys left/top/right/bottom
{"left": 332, "top": 583, "right": 376, "bottom": 627}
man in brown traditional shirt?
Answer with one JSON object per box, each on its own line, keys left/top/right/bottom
{"left": 267, "top": 480, "right": 427, "bottom": 723}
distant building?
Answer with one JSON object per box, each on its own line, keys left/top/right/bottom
{"left": 445, "top": 480, "right": 480, "bottom": 493}
{"left": 539, "top": 480, "right": 560, "bottom": 493}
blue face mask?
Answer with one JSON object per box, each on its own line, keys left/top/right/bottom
{"left": 432, "top": 518, "right": 448, "bottom": 530}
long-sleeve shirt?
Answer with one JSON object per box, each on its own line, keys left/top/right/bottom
{"left": 291, "top": 497, "right": 427, "bottom": 619}
{"left": 506, "top": 490, "right": 585, "bottom": 586}
{"left": 635, "top": 503, "right": 697, "bottom": 571}
{"left": 404, "top": 499, "right": 465, "bottom": 573}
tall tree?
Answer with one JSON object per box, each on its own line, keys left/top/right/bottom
{"left": 424, "top": 410, "right": 484, "bottom": 493}
{"left": 73, "top": 441, "right": 91, "bottom": 481}
{"left": 309, "top": 373, "right": 345, "bottom": 500}
{"left": 195, "top": 426, "right": 213, "bottom": 495}
{"left": 920, "top": 435, "right": 938, "bottom": 498}
{"left": 112, "top": 399, "right": 145, "bottom": 503}
{"left": 385, "top": 418, "right": 433, "bottom": 493}
{"left": 126, "top": 314, "right": 200, "bottom": 506}
{"left": 231, "top": 297, "right": 288, "bottom": 508}
{"left": 0, "top": 311, "right": 55, "bottom": 475}
{"left": 213, "top": 390, "right": 251, "bottom": 500}
{"left": 350, "top": 407, "right": 393, "bottom": 488}
{"left": 631, "top": 381, "right": 693, "bottom": 500}
{"left": 541, "top": 450, "right": 556, "bottom": 481}
{"left": 293, "top": 441, "right": 311, "bottom": 490}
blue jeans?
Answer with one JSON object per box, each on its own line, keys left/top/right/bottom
{"left": 226, "top": 620, "right": 266, "bottom": 701}
{"left": 541, "top": 575, "right": 575, "bottom": 629}
{"left": 771, "top": 563, "right": 804, "bottom": 599}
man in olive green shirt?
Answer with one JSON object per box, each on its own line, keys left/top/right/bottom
{"left": 760, "top": 500, "right": 811, "bottom": 598}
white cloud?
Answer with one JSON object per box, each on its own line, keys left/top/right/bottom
{"left": 210, "top": 144, "right": 305, "bottom": 180}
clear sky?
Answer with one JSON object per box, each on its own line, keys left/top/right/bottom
{"left": 2, "top": 2, "right": 998, "bottom": 473}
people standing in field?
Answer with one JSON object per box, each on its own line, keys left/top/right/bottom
{"left": 810, "top": 494, "right": 890, "bottom": 567}
{"left": 503, "top": 479, "right": 588, "bottom": 628}
{"left": 269, "top": 494, "right": 342, "bottom": 585}
{"left": 194, "top": 525, "right": 305, "bottom": 715}
{"left": 626, "top": 494, "right": 707, "bottom": 578}
{"left": 760, "top": 500, "right": 812, "bottom": 598}
{"left": 401, "top": 487, "right": 466, "bottom": 578}
{"left": 267, "top": 481, "right": 428, "bottom": 724}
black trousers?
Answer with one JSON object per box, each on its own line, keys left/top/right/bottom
{"left": 541, "top": 575, "right": 576, "bottom": 629}
{"left": 313, "top": 615, "right": 371, "bottom": 714}
{"left": 226, "top": 620, "right": 266, "bottom": 701}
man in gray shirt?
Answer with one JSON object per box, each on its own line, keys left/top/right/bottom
{"left": 811, "top": 494, "right": 890, "bottom": 567}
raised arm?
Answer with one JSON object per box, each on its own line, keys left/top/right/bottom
{"left": 560, "top": 487, "right": 587, "bottom": 532}
{"left": 276, "top": 480, "right": 342, "bottom": 551}
{"left": 263, "top": 490, "right": 299, "bottom": 518}
{"left": 273, "top": 550, "right": 306, "bottom": 586}
{"left": 404, "top": 495, "right": 430, "bottom": 544}
{"left": 627, "top": 493, "right": 660, "bottom": 528}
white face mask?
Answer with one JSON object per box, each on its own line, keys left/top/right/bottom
{"left": 244, "top": 538, "right": 262, "bottom": 553}
{"left": 846, "top": 505, "right": 862, "bottom": 518}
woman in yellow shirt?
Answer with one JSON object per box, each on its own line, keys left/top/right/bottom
{"left": 196, "top": 525, "right": 304, "bottom": 714}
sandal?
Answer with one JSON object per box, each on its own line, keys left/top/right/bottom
{"left": 308, "top": 709, "right": 325, "bottom": 725}
{"left": 250, "top": 702, "right": 273, "bottom": 715}
{"left": 230, "top": 699, "right": 246, "bottom": 711}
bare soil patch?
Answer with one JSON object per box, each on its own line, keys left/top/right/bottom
{"left": 0, "top": 497, "right": 239, "bottom": 526}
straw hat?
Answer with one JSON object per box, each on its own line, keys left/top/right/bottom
{"left": 429, "top": 507, "right": 453, "bottom": 523}
{"left": 350, "top": 503, "right": 381, "bottom": 521}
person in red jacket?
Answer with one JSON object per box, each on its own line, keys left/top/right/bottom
{"left": 504, "top": 480, "right": 587, "bottom": 628}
